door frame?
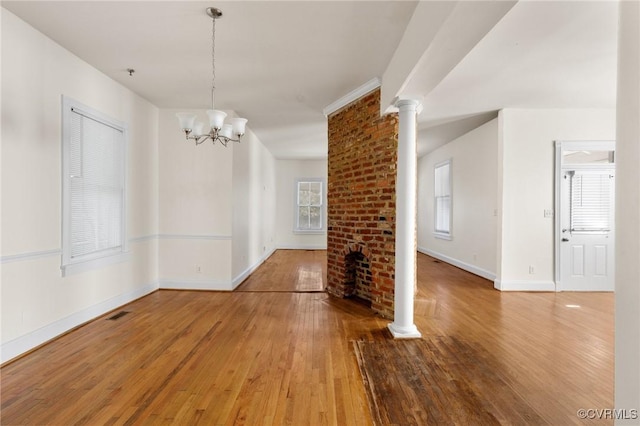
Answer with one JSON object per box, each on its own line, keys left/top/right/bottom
{"left": 554, "top": 140, "right": 616, "bottom": 291}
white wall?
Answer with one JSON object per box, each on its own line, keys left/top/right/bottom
{"left": 1, "top": 10, "right": 159, "bottom": 362}
{"left": 496, "top": 108, "right": 616, "bottom": 290}
{"left": 275, "top": 159, "right": 328, "bottom": 249}
{"left": 157, "top": 109, "right": 233, "bottom": 289}
{"left": 417, "top": 110, "right": 616, "bottom": 289}
{"left": 417, "top": 118, "right": 498, "bottom": 280}
{"left": 232, "top": 126, "right": 277, "bottom": 285}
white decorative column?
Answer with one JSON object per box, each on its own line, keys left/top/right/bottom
{"left": 388, "top": 98, "right": 422, "bottom": 339}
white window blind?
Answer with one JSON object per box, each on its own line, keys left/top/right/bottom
{"left": 296, "top": 180, "right": 324, "bottom": 231}
{"left": 570, "top": 172, "right": 613, "bottom": 233}
{"left": 62, "top": 97, "right": 127, "bottom": 272}
{"left": 434, "top": 160, "right": 452, "bottom": 237}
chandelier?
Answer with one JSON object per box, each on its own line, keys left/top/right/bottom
{"left": 176, "top": 7, "right": 247, "bottom": 146}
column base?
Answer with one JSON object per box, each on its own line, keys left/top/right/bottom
{"left": 387, "top": 322, "right": 422, "bottom": 339}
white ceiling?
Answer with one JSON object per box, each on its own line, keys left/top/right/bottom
{"left": 415, "top": 0, "right": 618, "bottom": 156}
{"left": 2, "top": 1, "right": 619, "bottom": 159}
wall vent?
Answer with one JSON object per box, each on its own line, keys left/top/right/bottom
{"left": 107, "top": 311, "right": 130, "bottom": 320}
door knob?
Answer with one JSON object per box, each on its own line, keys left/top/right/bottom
{"left": 562, "top": 238, "right": 569, "bottom": 242}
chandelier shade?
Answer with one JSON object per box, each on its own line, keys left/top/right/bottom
{"left": 193, "top": 121, "right": 206, "bottom": 137}
{"left": 176, "top": 113, "right": 196, "bottom": 132}
{"left": 207, "top": 109, "right": 227, "bottom": 130}
{"left": 176, "top": 7, "right": 247, "bottom": 147}
{"left": 230, "top": 118, "right": 248, "bottom": 135}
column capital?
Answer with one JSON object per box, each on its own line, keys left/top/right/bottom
{"left": 393, "top": 97, "right": 423, "bottom": 114}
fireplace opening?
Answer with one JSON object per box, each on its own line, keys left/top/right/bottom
{"left": 344, "top": 251, "right": 372, "bottom": 307}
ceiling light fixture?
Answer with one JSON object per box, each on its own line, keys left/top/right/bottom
{"left": 176, "top": 7, "right": 247, "bottom": 146}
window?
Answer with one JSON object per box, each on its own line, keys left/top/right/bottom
{"left": 434, "top": 160, "right": 452, "bottom": 239}
{"left": 562, "top": 150, "right": 614, "bottom": 165}
{"left": 295, "top": 179, "right": 325, "bottom": 233}
{"left": 61, "top": 96, "right": 128, "bottom": 275}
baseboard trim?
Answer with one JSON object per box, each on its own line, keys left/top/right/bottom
{"left": 1, "top": 281, "right": 159, "bottom": 364}
{"left": 232, "top": 248, "right": 277, "bottom": 289}
{"left": 493, "top": 279, "right": 556, "bottom": 292}
{"left": 417, "top": 247, "right": 496, "bottom": 282}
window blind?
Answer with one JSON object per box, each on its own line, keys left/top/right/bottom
{"left": 69, "top": 109, "right": 125, "bottom": 259}
{"left": 570, "top": 172, "right": 612, "bottom": 233}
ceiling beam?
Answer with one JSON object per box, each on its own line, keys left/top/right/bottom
{"left": 381, "top": 0, "right": 518, "bottom": 115}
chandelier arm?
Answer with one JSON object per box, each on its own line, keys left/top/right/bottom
{"left": 186, "top": 133, "right": 209, "bottom": 145}
{"left": 218, "top": 136, "right": 242, "bottom": 145}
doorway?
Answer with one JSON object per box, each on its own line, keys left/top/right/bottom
{"left": 555, "top": 141, "right": 616, "bottom": 291}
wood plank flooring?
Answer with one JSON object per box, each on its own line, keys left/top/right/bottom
{"left": 235, "top": 250, "right": 326, "bottom": 293}
{"left": 354, "top": 335, "right": 549, "bottom": 425}
{"left": 415, "top": 256, "right": 614, "bottom": 425}
{"left": 1, "top": 251, "right": 613, "bottom": 425}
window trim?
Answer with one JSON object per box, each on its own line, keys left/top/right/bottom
{"left": 433, "top": 159, "right": 453, "bottom": 240}
{"left": 61, "top": 96, "right": 129, "bottom": 276}
{"left": 293, "top": 177, "right": 326, "bottom": 234}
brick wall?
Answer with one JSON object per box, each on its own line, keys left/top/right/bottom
{"left": 326, "top": 88, "right": 398, "bottom": 319}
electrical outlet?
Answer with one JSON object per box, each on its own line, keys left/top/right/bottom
{"left": 196, "top": 265, "right": 201, "bottom": 273}
{"left": 529, "top": 266, "right": 535, "bottom": 274}
{"left": 473, "top": 254, "right": 477, "bottom": 261}
{"left": 544, "top": 209, "right": 554, "bottom": 218}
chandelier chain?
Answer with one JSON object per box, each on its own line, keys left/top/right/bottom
{"left": 211, "top": 14, "right": 216, "bottom": 110}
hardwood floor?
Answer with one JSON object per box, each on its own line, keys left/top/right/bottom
{"left": 1, "top": 251, "right": 613, "bottom": 425}
{"left": 235, "top": 250, "right": 326, "bottom": 293}
{"left": 414, "top": 255, "right": 613, "bottom": 425}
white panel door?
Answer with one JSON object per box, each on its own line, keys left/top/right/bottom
{"left": 560, "top": 169, "right": 615, "bottom": 291}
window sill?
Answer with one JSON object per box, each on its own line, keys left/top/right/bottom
{"left": 61, "top": 251, "right": 130, "bottom": 277}
{"left": 434, "top": 232, "right": 452, "bottom": 241}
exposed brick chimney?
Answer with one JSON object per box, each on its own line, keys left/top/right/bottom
{"left": 326, "top": 88, "right": 398, "bottom": 319}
